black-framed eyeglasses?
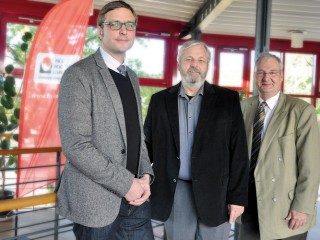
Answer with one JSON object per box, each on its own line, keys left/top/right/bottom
{"left": 255, "top": 70, "right": 280, "bottom": 78}
{"left": 101, "top": 21, "right": 137, "bottom": 31}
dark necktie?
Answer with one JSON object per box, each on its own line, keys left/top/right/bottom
{"left": 117, "top": 65, "right": 126, "bottom": 77}
{"left": 249, "top": 101, "right": 267, "bottom": 183}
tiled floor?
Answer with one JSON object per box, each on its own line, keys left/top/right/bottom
{"left": 1, "top": 201, "right": 319, "bottom": 240}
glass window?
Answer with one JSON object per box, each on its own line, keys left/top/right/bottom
{"left": 5, "top": 23, "right": 38, "bottom": 68}
{"left": 83, "top": 33, "right": 165, "bottom": 80}
{"left": 296, "top": 97, "right": 311, "bottom": 104}
{"left": 174, "top": 46, "right": 214, "bottom": 86}
{"left": 83, "top": 26, "right": 99, "bottom": 58}
{"left": 219, "top": 52, "right": 243, "bottom": 87}
{"left": 127, "top": 38, "right": 165, "bottom": 79}
{"left": 284, "top": 53, "right": 314, "bottom": 95}
{"left": 140, "top": 86, "right": 164, "bottom": 121}
{"left": 316, "top": 99, "right": 320, "bottom": 129}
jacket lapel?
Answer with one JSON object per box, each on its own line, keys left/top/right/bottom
{"left": 127, "top": 69, "right": 143, "bottom": 124}
{"left": 165, "top": 84, "right": 180, "bottom": 154}
{"left": 259, "top": 93, "right": 287, "bottom": 158}
{"left": 243, "top": 96, "right": 259, "bottom": 159}
{"left": 193, "top": 82, "right": 216, "bottom": 152}
{"left": 93, "top": 50, "right": 127, "bottom": 146}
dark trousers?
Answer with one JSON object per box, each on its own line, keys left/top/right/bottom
{"left": 239, "top": 183, "right": 308, "bottom": 240}
{"left": 73, "top": 198, "right": 154, "bottom": 240}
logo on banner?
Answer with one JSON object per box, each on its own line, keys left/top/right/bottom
{"left": 34, "top": 53, "right": 79, "bottom": 83}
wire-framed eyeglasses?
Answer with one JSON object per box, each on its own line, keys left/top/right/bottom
{"left": 102, "top": 21, "right": 137, "bottom": 31}
{"left": 255, "top": 70, "right": 280, "bottom": 78}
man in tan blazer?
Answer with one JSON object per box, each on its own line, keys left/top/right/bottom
{"left": 240, "top": 52, "right": 320, "bottom": 240}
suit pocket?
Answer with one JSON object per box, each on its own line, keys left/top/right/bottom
{"left": 278, "top": 133, "right": 295, "bottom": 164}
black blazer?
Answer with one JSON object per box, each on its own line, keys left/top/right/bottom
{"left": 144, "top": 82, "right": 249, "bottom": 227}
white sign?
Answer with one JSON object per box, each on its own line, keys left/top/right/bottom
{"left": 34, "top": 53, "right": 80, "bottom": 84}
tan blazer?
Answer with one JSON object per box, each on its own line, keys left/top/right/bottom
{"left": 241, "top": 93, "right": 320, "bottom": 239}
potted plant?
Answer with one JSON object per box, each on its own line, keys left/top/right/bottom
{"left": 239, "top": 89, "right": 248, "bottom": 101}
{"left": 0, "top": 31, "right": 32, "bottom": 220}
{"left": 0, "top": 63, "right": 19, "bottom": 220}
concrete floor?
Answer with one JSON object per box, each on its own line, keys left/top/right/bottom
{"left": 1, "top": 201, "right": 319, "bottom": 240}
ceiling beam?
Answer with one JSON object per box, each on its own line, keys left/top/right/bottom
{"left": 180, "top": 0, "right": 235, "bottom": 40}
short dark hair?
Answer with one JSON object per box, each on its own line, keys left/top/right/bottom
{"left": 97, "top": 1, "right": 137, "bottom": 28}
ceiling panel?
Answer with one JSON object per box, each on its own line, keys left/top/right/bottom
{"left": 31, "top": 0, "right": 320, "bottom": 42}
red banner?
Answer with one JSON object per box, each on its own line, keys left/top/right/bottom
{"left": 17, "top": 0, "right": 92, "bottom": 197}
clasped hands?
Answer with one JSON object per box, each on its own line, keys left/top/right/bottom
{"left": 124, "top": 174, "right": 151, "bottom": 206}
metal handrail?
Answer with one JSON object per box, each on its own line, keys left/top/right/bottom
{"left": 0, "top": 147, "right": 63, "bottom": 240}
{"left": 0, "top": 193, "right": 57, "bottom": 212}
{"left": 0, "top": 147, "right": 62, "bottom": 156}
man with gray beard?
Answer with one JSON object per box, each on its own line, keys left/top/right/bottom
{"left": 144, "top": 40, "right": 249, "bottom": 240}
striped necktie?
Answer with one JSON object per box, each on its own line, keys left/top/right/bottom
{"left": 117, "top": 65, "right": 126, "bottom": 77}
{"left": 249, "top": 101, "right": 267, "bottom": 183}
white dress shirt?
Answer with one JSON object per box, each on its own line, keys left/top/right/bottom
{"left": 259, "top": 92, "right": 280, "bottom": 140}
{"left": 99, "top": 47, "right": 125, "bottom": 74}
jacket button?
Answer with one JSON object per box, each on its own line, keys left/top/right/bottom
{"left": 272, "top": 197, "right": 277, "bottom": 202}
{"left": 176, "top": 156, "right": 180, "bottom": 160}
{"left": 271, "top": 178, "right": 276, "bottom": 182}
{"left": 121, "top": 149, "right": 125, "bottom": 154}
{"left": 278, "top": 157, "right": 283, "bottom": 161}
{"left": 173, "top": 179, "right": 177, "bottom": 183}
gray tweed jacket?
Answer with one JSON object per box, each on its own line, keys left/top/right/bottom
{"left": 56, "top": 50, "right": 154, "bottom": 227}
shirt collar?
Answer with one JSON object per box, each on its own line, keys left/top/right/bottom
{"left": 179, "top": 84, "right": 204, "bottom": 98}
{"left": 259, "top": 91, "right": 280, "bottom": 111}
{"left": 99, "top": 47, "right": 125, "bottom": 73}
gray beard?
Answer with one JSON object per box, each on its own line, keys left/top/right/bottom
{"left": 181, "top": 75, "right": 205, "bottom": 91}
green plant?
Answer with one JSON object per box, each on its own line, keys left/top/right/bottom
{"left": 239, "top": 89, "right": 248, "bottom": 101}
{"left": 0, "top": 32, "right": 32, "bottom": 196}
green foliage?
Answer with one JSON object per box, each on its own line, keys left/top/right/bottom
{"left": 140, "top": 86, "right": 163, "bottom": 121}
{"left": 126, "top": 38, "right": 164, "bottom": 79}
{"left": 1, "top": 139, "right": 10, "bottom": 149}
{"left": 284, "top": 54, "right": 313, "bottom": 95}
{"left": 20, "top": 43, "right": 28, "bottom": 52}
{"left": 4, "top": 81, "right": 16, "bottom": 97}
{"left": 46, "top": 183, "right": 55, "bottom": 193}
{"left": 12, "top": 134, "right": 19, "bottom": 142}
{"left": 1, "top": 30, "right": 33, "bottom": 195}
{"left": 1, "top": 95, "right": 14, "bottom": 109}
{"left": 239, "top": 89, "right": 248, "bottom": 101}
{"left": 83, "top": 27, "right": 99, "bottom": 58}
{"left": 22, "top": 32, "right": 32, "bottom": 42}
{"left": 5, "top": 65, "right": 14, "bottom": 74}
{"left": 0, "top": 107, "right": 8, "bottom": 125}
{"left": 7, "top": 155, "right": 17, "bottom": 167}
{"left": 6, "top": 23, "right": 37, "bottom": 69}
{"left": 127, "top": 58, "right": 163, "bottom": 78}
{"left": 0, "top": 125, "right": 6, "bottom": 134}
{"left": 13, "top": 108, "right": 20, "bottom": 119}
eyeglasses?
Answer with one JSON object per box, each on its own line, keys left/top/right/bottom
{"left": 101, "top": 21, "right": 136, "bottom": 31}
{"left": 255, "top": 70, "right": 280, "bottom": 78}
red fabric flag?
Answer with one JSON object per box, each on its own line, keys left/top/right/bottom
{"left": 17, "top": 0, "right": 92, "bottom": 197}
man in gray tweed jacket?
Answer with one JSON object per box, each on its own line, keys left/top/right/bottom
{"left": 56, "top": 1, "right": 154, "bottom": 239}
